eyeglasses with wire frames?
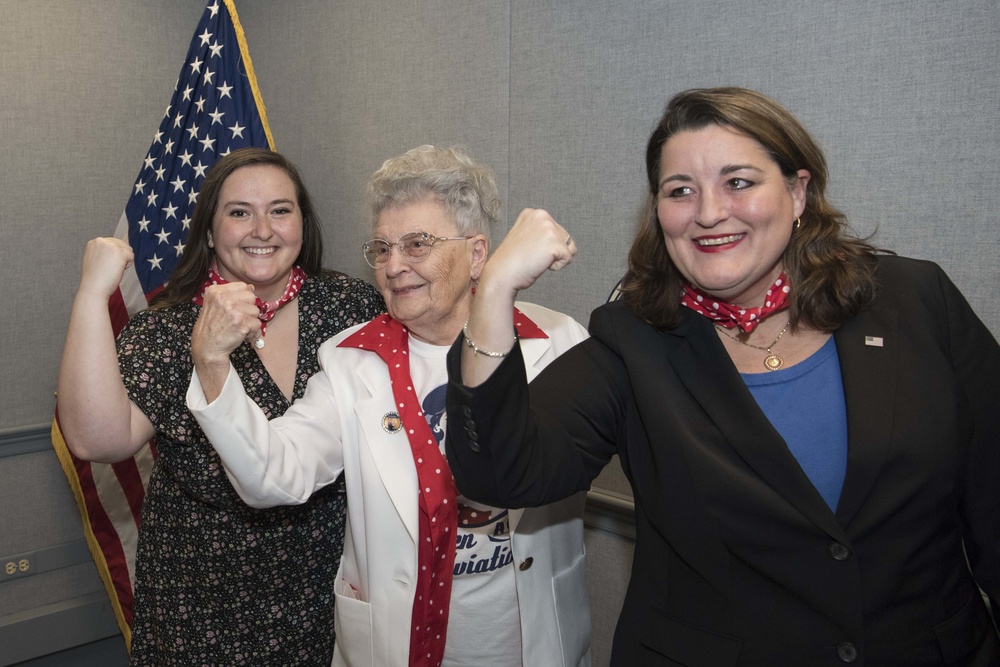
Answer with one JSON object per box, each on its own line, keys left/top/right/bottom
{"left": 362, "top": 231, "right": 474, "bottom": 269}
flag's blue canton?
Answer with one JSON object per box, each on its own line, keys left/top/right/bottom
{"left": 124, "top": 0, "right": 269, "bottom": 294}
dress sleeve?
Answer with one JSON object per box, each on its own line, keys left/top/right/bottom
{"left": 116, "top": 309, "right": 194, "bottom": 441}
{"left": 938, "top": 266, "right": 1000, "bottom": 602}
{"left": 445, "top": 314, "right": 626, "bottom": 508}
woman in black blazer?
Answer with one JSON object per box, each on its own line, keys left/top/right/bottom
{"left": 446, "top": 87, "right": 1000, "bottom": 666}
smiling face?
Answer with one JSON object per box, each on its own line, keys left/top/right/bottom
{"left": 211, "top": 164, "right": 303, "bottom": 301}
{"left": 656, "top": 124, "right": 809, "bottom": 307}
{"left": 373, "top": 197, "right": 487, "bottom": 345}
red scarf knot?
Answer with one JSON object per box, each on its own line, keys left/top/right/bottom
{"left": 679, "top": 272, "right": 791, "bottom": 333}
{"left": 193, "top": 260, "right": 306, "bottom": 338}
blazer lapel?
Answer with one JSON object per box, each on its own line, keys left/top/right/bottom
{"left": 520, "top": 335, "right": 550, "bottom": 382}
{"left": 665, "top": 314, "right": 847, "bottom": 541}
{"left": 354, "top": 358, "right": 420, "bottom": 545}
{"left": 833, "top": 307, "right": 898, "bottom": 526}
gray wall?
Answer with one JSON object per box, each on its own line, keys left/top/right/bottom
{"left": 1, "top": 1, "right": 998, "bottom": 664}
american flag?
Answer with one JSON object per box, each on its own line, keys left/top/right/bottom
{"left": 51, "top": 0, "right": 273, "bottom": 650}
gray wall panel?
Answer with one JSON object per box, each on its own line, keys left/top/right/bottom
{"left": 0, "top": 445, "right": 107, "bottom": 619}
{"left": 584, "top": 525, "right": 635, "bottom": 666}
{"left": 0, "top": 0, "right": 209, "bottom": 429}
{"left": 239, "top": 0, "right": 511, "bottom": 283}
{"left": 0, "top": 428, "right": 122, "bottom": 664}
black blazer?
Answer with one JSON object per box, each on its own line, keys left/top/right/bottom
{"left": 446, "top": 256, "right": 1000, "bottom": 666}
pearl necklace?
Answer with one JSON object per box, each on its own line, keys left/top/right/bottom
{"left": 716, "top": 320, "right": 790, "bottom": 371}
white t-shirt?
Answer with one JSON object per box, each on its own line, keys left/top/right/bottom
{"left": 407, "top": 336, "right": 523, "bottom": 667}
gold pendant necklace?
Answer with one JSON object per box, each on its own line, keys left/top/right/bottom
{"left": 716, "top": 320, "right": 790, "bottom": 371}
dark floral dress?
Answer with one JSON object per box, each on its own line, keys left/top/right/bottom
{"left": 119, "top": 272, "right": 385, "bottom": 667}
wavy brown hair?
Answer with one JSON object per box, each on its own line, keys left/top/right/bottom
{"left": 149, "top": 148, "right": 324, "bottom": 309}
{"left": 620, "top": 87, "right": 883, "bottom": 332}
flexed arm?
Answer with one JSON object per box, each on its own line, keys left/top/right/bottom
{"left": 461, "top": 208, "right": 577, "bottom": 386}
{"left": 188, "top": 284, "right": 343, "bottom": 508}
{"left": 447, "top": 210, "right": 620, "bottom": 507}
{"left": 57, "top": 238, "right": 155, "bottom": 462}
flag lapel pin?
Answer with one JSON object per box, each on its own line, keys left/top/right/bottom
{"left": 865, "top": 335, "right": 884, "bottom": 347}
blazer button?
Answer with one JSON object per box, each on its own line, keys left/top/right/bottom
{"left": 463, "top": 426, "right": 481, "bottom": 453}
{"left": 828, "top": 542, "right": 851, "bottom": 561}
{"left": 837, "top": 642, "right": 858, "bottom": 663}
{"left": 518, "top": 557, "right": 534, "bottom": 571}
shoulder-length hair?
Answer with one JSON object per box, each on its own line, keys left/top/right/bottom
{"left": 365, "top": 145, "right": 499, "bottom": 240}
{"left": 149, "top": 147, "right": 324, "bottom": 309}
{"left": 620, "top": 87, "right": 881, "bottom": 332}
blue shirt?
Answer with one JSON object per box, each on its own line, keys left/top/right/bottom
{"left": 741, "top": 336, "right": 848, "bottom": 512}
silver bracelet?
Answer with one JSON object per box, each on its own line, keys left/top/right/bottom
{"left": 462, "top": 321, "right": 513, "bottom": 358}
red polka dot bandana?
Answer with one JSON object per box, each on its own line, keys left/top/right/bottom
{"left": 338, "top": 310, "right": 546, "bottom": 666}
{"left": 193, "top": 260, "right": 306, "bottom": 337}
{"left": 340, "top": 314, "right": 457, "bottom": 667}
{"left": 680, "top": 272, "right": 790, "bottom": 333}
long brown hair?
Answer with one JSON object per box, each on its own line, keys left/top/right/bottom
{"left": 149, "top": 148, "right": 324, "bottom": 309}
{"left": 620, "top": 87, "right": 882, "bottom": 332}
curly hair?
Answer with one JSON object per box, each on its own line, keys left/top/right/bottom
{"left": 620, "top": 87, "right": 883, "bottom": 332}
{"left": 149, "top": 147, "right": 323, "bottom": 309}
{"left": 365, "top": 145, "right": 500, "bottom": 240}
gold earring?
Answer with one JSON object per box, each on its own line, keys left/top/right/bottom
{"left": 795, "top": 217, "right": 801, "bottom": 230}
{"left": 207, "top": 233, "right": 214, "bottom": 249}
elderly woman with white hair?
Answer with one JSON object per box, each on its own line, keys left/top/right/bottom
{"left": 186, "top": 145, "right": 592, "bottom": 667}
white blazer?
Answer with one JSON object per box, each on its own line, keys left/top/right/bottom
{"left": 188, "top": 302, "right": 592, "bottom": 667}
